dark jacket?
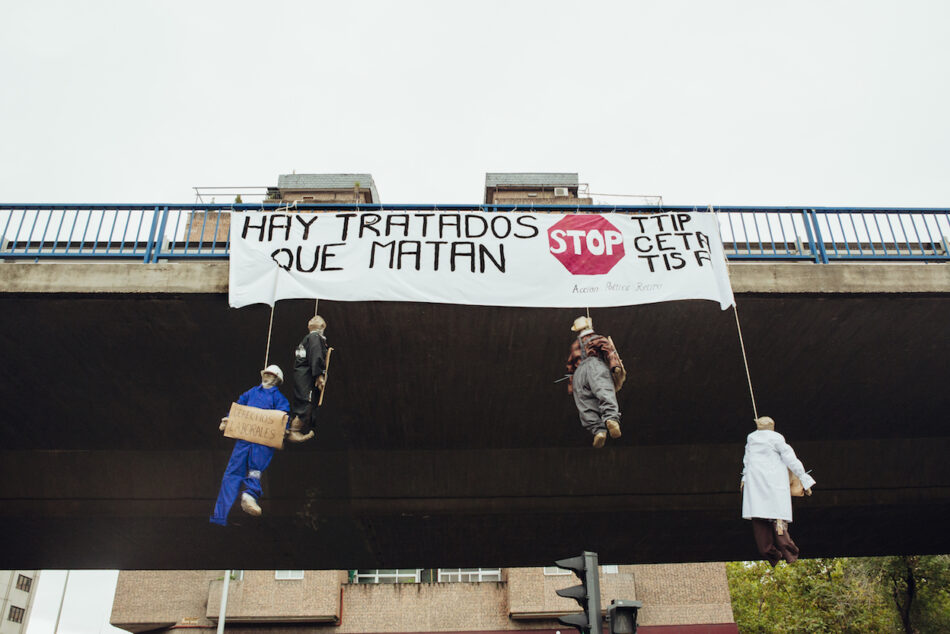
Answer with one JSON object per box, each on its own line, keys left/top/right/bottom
{"left": 295, "top": 331, "right": 328, "bottom": 377}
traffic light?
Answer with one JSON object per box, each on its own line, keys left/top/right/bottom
{"left": 606, "top": 600, "right": 642, "bottom": 634}
{"left": 554, "top": 551, "right": 601, "bottom": 634}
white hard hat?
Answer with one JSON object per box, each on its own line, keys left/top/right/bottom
{"left": 261, "top": 365, "right": 284, "bottom": 384}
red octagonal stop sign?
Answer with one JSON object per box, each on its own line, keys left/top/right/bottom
{"left": 548, "top": 215, "right": 626, "bottom": 275}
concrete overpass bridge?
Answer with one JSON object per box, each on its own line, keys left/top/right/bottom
{"left": 0, "top": 204, "right": 948, "bottom": 570}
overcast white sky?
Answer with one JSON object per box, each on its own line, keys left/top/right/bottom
{"left": 4, "top": 0, "right": 949, "bottom": 631}
{"left": 2, "top": 1, "right": 949, "bottom": 207}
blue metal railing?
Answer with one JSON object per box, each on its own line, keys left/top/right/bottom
{"left": 0, "top": 203, "right": 948, "bottom": 263}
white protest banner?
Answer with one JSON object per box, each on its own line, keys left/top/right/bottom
{"left": 228, "top": 211, "right": 735, "bottom": 310}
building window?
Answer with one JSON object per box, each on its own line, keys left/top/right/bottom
{"left": 544, "top": 565, "right": 618, "bottom": 575}
{"left": 437, "top": 568, "right": 501, "bottom": 582}
{"left": 8, "top": 606, "right": 25, "bottom": 623}
{"left": 15, "top": 575, "right": 32, "bottom": 592}
{"left": 354, "top": 569, "right": 421, "bottom": 584}
{"left": 275, "top": 570, "right": 304, "bottom": 580}
{"left": 543, "top": 566, "right": 573, "bottom": 576}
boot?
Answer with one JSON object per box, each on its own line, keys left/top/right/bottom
{"left": 240, "top": 492, "right": 262, "bottom": 517}
{"left": 286, "top": 416, "right": 315, "bottom": 443}
{"left": 288, "top": 429, "right": 315, "bottom": 443}
{"left": 606, "top": 419, "right": 622, "bottom": 439}
{"left": 592, "top": 431, "right": 607, "bottom": 449}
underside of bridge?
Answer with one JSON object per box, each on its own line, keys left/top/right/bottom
{"left": 1, "top": 266, "right": 948, "bottom": 569}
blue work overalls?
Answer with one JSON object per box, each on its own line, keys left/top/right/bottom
{"left": 210, "top": 384, "right": 290, "bottom": 526}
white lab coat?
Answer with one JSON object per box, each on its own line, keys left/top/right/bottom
{"left": 741, "top": 429, "right": 816, "bottom": 522}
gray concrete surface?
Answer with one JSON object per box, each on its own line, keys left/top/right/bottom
{"left": 0, "top": 261, "right": 947, "bottom": 294}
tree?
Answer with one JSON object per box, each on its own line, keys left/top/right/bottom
{"left": 857, "top": 556, "right": 950, "bottom": 633}
{"left": 727, "top": 559, "right": 898, "bottom": 633}
{"left": 729, "top": 557, "right": 950, "bottom": 633}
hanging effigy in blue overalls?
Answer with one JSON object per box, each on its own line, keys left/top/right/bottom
{"left": 210, "top": 365, "right": 290, "bottom": 526}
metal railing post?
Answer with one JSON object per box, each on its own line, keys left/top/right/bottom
{"left": 801, "top": 209, "right": 819, "bottom": 263}
{"left": 144, "top": 206, "right": 161, "bottom": 263}
{"left": 152, "top": 206, "right": 170, "bottom": 262}
{"left": 808, "top": 209, "right": 829, "bottom": 263}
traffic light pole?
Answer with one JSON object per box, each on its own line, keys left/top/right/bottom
{"left": 583, "top": 551, "right": 601, "bottom": 634}
{"left": 554, "top": 551, "right": 602, "bottom": 634}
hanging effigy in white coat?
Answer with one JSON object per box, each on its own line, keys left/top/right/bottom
{"left": 228, "top": 210, "right": 735, "bottom": 310}
{"left": 741, "top": 429, "right": 816, "bottom": 522}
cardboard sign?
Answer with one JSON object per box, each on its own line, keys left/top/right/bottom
{"left": 224, "top": 402, "right": 287, "bottom": 449}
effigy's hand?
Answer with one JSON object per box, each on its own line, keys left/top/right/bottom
{"left": 805, "top": 488, "right": 812, "bottom": 496}
{"left": 611, "top": 367, "right": 626, "bottom": 391}
{"left": 315, "top": 375, "right": 326, "bottom": 390}
{"left": 219, "top": 417, "right": 229, "bottom": 431}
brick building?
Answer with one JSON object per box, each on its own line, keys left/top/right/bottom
{"left": 184, "top": 173, "right": 380, "bottom": 245}
{"left": 484, "top": 173, "right": 591, "bottom": 206}
{"left": 111, "top": 565, "right": 735, "bottom": 633}
{"left": 185, "top": 171, "right": 588, "bottom": 247}
{"left": 265, "top": 174, "right": 379, "bottom": 204}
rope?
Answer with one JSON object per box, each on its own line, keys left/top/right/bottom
{"left": 732, "top": 303, "right": 758, "bottom": 420}
{"left": 709, "top": 205, "right": 758, "bottom": 420}
{"left": 314, "top": 298, "right": 319, "bottom": 317}
{"left": 263, "top": 304, "right": 275, "bottom": 368}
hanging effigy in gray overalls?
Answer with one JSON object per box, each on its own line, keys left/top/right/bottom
{"left": 564, "top": 316, "right": 627, "bottom": 448}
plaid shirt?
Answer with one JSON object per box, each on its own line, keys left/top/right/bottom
{"left": 565, "top": 332, "right": 623, "bottom": 394}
